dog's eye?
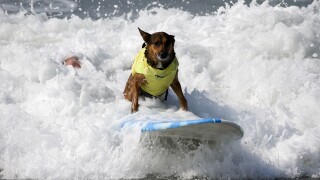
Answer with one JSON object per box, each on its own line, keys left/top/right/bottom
{"left": 154, "top": 41, "right": 160, "bottom": 46}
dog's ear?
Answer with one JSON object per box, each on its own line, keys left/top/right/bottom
{"left": 170, "top": 35, "right": 175, "bottom": 44}
{"left": 138, "top": 28, "right": 151, "bottom": 43}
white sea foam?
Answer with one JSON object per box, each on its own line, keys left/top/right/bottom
{"left": 0, "top": 1, "right": 320, "bottom": 179}
{"left": 0, "top": 0, "right": 77, "bottom": 14}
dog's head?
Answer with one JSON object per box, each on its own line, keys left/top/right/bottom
{"left": 138, "top": 28, "right": 176, "bottom": 69}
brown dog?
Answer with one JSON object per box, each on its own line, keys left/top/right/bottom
{"left": 123, "top": 28, "right": 188, "bottom": 113}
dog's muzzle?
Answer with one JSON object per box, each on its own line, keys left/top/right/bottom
{"left": 156, "top": 52, "right": 169, "bottom": 61}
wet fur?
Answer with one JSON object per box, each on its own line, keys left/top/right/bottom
{"left": 123, "top": 28, "right": 188, "bottom": 113}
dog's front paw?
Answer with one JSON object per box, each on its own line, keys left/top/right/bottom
{"left": 180, "top": 106, "right": 188, "bottom": 111}
{"left": 180, "top": 98, "right": 188, "bottom": 111}
{"left": 131, "top": 103, "right": 139, "bottom": 113}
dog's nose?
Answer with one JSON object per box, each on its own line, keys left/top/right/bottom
{"left": 159, "top": 52, "right": 168, "bottom": 59}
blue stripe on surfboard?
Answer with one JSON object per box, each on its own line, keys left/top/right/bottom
{"left": 141, "top": 118, "right": 222, "bottom": 132}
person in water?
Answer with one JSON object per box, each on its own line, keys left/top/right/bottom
{"left": 63, "top": 56, "right": 81, "bottom": 68}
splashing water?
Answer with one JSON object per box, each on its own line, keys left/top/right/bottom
{"left": 0, "top": 0, "right": 320, "bottom": 179}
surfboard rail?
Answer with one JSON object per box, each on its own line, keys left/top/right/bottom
{"left": 141, "top": 118, "right": 222, "bottom": 131}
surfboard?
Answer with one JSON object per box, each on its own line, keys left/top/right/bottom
{"left": 121, "top": 118, "right": 243, "bottom": 143}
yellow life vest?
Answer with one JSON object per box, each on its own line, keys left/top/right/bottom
{"left": 131, "top": 48, "right": 179, "bottom": 96}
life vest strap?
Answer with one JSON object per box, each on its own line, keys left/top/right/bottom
{"left": 140, "top": 88, "right": 169, "bottom": 102}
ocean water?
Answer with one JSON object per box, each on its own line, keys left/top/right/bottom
{"left": 0, "top": 0, "right": 320, "bottom": 179}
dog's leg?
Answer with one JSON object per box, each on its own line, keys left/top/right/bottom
{"left": 170, "top": 72, "right": 188, "bottom": 111}
{"left": 128, "top": 73, "right": 146, "bottom": 113}
{"left": 123, "top": 74, "right": 133, "bottom": 101}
